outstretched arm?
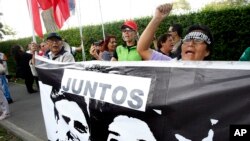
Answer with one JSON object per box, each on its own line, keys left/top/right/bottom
{"left": 137, "top": 3, "right": 172, "bottom": 60}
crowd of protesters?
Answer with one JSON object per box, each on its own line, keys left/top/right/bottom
{"left": 0, "top": 2, "right": 249, "bottom": 122}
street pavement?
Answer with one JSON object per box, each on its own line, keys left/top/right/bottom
{"left": 0, "top": 82, "right": 47, "bottom": 141}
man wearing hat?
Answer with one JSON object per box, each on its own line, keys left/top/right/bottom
{"left": 111, "top": 20, "right": 142, "bottom": 61}
{"left": 45, "top": 32, "right": 75, "bottom": 62}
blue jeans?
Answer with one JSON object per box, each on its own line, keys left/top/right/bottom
{"left": 0, "top": 75, "right": 12, "bottom": 101}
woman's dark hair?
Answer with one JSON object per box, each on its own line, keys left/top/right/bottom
{"left": 11, "top": 45, "right": 23, "bottom": 61}
{"left": 157, "top": 33, "right": 172, "bottom": 49}
{"left": 51, "top": 91, "right": 90, "bottom": 132}
{"left": 171, "top": 23, "right": 183, "bottom": 37}
{"left": 103, "top": 35, "right": 116, "bottom": 51}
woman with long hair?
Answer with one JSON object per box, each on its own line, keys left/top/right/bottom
{"left": 101, "top": 35, "right": 117, "bottom": 61}
{"left": 11, "top": 45, "right": 37, "bottom": 94}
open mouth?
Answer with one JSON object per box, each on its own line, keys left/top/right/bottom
{"left": 185, "top": 50, "right": 195, "bottom": 55}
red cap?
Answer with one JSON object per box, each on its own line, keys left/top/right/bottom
{"left": 121, "top": 20, "right": 138, "bottom": 31}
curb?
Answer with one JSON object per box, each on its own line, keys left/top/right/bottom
{"left": 0, "top": 120, "right": 45, "bottom": 141}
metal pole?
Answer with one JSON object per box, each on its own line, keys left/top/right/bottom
{"left": 98, "top": 0, "right": 105, "bottom": 41}
{"left": 76, "top": 0, "right": 86, "bottom": 61}
{"left": 27, "top": 0, "right": 36, "bottom": 43}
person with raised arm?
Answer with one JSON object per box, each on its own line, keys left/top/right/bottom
{"left": 137, "top": 3, "right": 213, "bottom": 61}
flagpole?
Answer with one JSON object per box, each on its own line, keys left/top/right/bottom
{"left": 98, "top": 0, "right": 105, "bottom": 41}
{"left": 76, "top": 0, "right": 86, "bottom": 61}
{"left": 27, "top": 0, "right": 36, "bottom": 43}
{"left": 129, "top": 0, "right": 132, "bottom": 19}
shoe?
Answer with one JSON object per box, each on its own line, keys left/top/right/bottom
{"left": 8, "top": 99, "right": 14, "bottom": 104}
{"left": 0, "top": 113, "right": 10, "bottom": 120}
{"left": 28, "top": 90, "right": 38, "bottom": 94}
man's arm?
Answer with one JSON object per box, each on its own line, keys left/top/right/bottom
{"left": 137, "top": 3, "right": 172, "bottom": 60}
{"left": 30, "top": 42, "right": 38, "bottom": 65}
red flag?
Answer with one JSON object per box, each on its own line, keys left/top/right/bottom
{"left": 29, "top": 0, "right": 70, "bottom": 36}
{"left": 36, "top": 0, "right": 52, "bottom": 10}
{"left": 29, "top": 0, "right": 43, "bottom": 38}
{"left": 52, "top": 0, "right": 70, "bottom": 29}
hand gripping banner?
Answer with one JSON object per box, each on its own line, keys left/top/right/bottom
{"left": 35, "top": 57, "right": 250, "bottom": 141}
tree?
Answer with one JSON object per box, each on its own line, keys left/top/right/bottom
{"left": 225, "top": 0, "right": 250, "bottom": 5}
{"left": 0, "top": 11, "right": 16, "bottom": 40}
{"left": 0, "top": 22, "right": 5, "bottom": 39}
{"left": 202, "top": 0, "right": 250, "bottom": 11}
{"left": 0, "top": 22, "right": 16, "bottom": 40}
{"left": 173, "top": 0, "right": 191, "bottom": 10}
{"left": 172, "top": 0, "right": 191, "bottom": 14}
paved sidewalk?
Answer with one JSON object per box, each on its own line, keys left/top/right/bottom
{"left": 0, "top": 82, "right": 47, "bottom": 141}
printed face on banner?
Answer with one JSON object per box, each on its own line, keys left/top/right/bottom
{"left": 106, "top": 115, "right": 156, "bottom": 141}
{"left": 37, "top": 60, "right": 250, "bottom": 141}
{"left": 55, "top": 99, "right": 90, "bottom": 141}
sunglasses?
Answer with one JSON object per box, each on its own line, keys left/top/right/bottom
{"left": 122, "top": 28, "right": 134, "bottom": 33}
{"left": 183, "top": 38, "right": 205, "bottom": 44}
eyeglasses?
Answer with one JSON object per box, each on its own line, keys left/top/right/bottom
{"left": 183, "top": 32, "right": 211, "bottom": 45}
{"left": 183, "top": 38, "right": 205, "bottom": 45}
{"left": 122, "top": 28, "right": 134, "bottom": 33}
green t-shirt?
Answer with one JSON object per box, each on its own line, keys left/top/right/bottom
{"left": 115, "top": 45, "right": 142, "bottom": 61}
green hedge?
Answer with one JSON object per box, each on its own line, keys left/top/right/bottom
{"left": 0, "top": 5, "right": 249, "bottom": 75}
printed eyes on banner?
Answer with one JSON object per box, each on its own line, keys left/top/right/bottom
{"left": 74, "top": 120, "right": 88, "bottom": 134}
{"left": 62, "top": 115, "right": 88, "bottom": 134}
{"left": 62, "top": 115, "right": 70, "bottom": 124}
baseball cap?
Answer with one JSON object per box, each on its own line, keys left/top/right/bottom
{"left": 46, "top": 32, "right": 62, "bottom": 40}
{"left": 121, "top": 20, "right": 138, "bottom": 31}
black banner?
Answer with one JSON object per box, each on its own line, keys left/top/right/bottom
{"left": 36, "top": 58, "right": 250, "bottom": 141}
